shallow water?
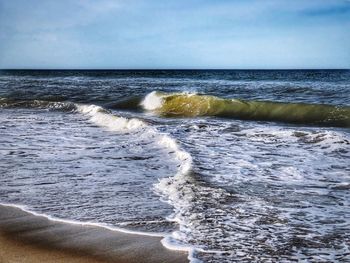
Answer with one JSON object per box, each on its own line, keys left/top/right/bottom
{"left": 0, "top": 70, "right": 349, "bottom": 262}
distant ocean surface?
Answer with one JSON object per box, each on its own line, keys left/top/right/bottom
{"left": 0, "top": 70, "right": 349, "bottom": 262}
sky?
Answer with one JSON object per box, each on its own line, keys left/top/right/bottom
{"left": 0, "top": 0, "right": 349, "bottom": 69}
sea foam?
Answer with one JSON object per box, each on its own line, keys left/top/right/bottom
{"left": 76, "top": 104, "right": 146, "bottom": 132}
{"left": 140, "top": 91, "right": 164, "bottom": 111}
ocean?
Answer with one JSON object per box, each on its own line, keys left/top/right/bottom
{"left": 0, "top": 69, "right": 349, "bottom": 262}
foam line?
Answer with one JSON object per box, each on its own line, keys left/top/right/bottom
{"left": 76, "top": 104, "right": 146, "bottom": 131}
{"left": 0, "top": 202, "right": 164, "bottom": 237}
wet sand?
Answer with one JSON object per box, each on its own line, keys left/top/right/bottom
{"left": 0, "top": 204, "right": 188, "bottom": 263}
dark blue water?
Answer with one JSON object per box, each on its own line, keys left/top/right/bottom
{"left": 1, "top": 69, "right": 349, "bottom": 106}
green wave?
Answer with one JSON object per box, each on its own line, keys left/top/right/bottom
{"left": 147, "top": 92, "right": 350, "bottom": 127}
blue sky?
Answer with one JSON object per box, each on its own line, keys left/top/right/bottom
{"left": 0, "top": 0, "right": 349, "bottom": 69}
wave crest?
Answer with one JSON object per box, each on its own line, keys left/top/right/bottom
{"left": 141, "top": 91, "right": 164, "bottom": 111}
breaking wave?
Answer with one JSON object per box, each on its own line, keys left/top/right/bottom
{"left": 3, "top": 94, "right": 349, "bottom": 127}
{"left": 141, "top": 91, "right": 350, "bottom": 127}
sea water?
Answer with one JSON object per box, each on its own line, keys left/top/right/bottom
{"left": 0, "top": 70, "right": 349, "bottom": 262}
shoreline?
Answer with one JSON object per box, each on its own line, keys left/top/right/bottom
{"left": 0, "top": 204, "right": 189, "bottom": 263}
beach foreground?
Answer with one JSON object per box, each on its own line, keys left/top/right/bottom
{"left": 0, "top": 205, "right": 188, "bottom": 263}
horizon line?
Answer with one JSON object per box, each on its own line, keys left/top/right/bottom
{"left": 1, "top": 68, "right": 349, "bottom": 71}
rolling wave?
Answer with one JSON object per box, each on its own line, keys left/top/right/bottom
{"left": 141, "top": 91, "right": 350, "bottom": 127}
{"left": 2, "top": 94, "right": 350, "bottom": 127}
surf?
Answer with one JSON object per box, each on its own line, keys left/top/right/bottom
{"left": 0, "top": 97, "right": 196, "bottom": 259}
{"left": 141, "top": 91, "right": 350, "bottom": 127}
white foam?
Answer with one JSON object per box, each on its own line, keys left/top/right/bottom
{"left": 140, "top": 91, "right": 164, "bottom": 110}
{"left": 161, "top": 236, "right": 202, "bottom": 263}
{"left": 76, "top": 104, "right": 146, "bottom": 132}
{"left": 153, "top": 136, "right": 202, "bottom": 261}
{"left": 157, "top": 135, "right": 193, "bottom": 175}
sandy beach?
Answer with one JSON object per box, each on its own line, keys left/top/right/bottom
{"left": 0, "top": 204, "right": 188, "bottom": 263}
